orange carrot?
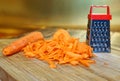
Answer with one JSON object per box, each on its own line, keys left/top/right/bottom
{"left": 22, "top": 29, "right": 96, "bottom": 68}
{"left": 2, "top": 29, "right": 95, "bottom": 68}
{"left": 2, "top": 31, "right": 44, "bottom": 56}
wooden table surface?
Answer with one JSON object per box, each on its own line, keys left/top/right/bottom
{"left": 0, "top": 28, "right": 120, "bottom": 81}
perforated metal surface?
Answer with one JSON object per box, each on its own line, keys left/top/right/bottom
{"left": 87, "top": 20, "right": 111, "bottom": 52}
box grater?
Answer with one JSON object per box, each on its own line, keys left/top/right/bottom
{"left": 86, "top": 5, "right": 112, "bottom": 52}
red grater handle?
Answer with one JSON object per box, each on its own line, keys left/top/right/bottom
{"left": 89, "top": 5, "right": 110, "bottom": 15}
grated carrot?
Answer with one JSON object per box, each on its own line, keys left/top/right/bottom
{"left": 23, "top": 29, "right": 96, "bottom": 68}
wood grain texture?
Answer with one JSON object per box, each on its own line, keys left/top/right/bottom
{"left": 0, "top": 29, "right": 120, "bottom": 81}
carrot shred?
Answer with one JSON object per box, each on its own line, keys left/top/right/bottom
{"left": 22, "top": 29, "right": 96, "bottom": 68}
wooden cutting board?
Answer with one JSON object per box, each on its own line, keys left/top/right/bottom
{"left": 0, "top": 29, "right": 120, "bottom": 81}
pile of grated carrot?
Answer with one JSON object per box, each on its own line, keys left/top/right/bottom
{"left": 22, "top": 29, "right": 96, "bottom": 68}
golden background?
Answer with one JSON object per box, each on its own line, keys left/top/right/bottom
{"left": 0, "top": 0, "right": 119, "bottom": 38}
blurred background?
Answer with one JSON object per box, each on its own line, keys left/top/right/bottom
{"left": 0, "top": 0, "right": 120, "bottom": 38}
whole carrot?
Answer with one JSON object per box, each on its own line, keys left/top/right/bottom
{"left": 2, "top": 31, "right": 44, "bottom": 56}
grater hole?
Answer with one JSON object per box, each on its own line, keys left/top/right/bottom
{"left": 102, "top": 47, "right": 105, "bottom": 51}
{"left": 98, "top": 48, "right": 101, "bottom": 52}
{"left": 95, "top": 38, "right": 98, "bottom": 42}
{"left": 92, "top": 38, "right": 94, "bottom": 42}
{"left": 102, "top": 28, "right": 104, "bottom": 31}
{"left": 104, "top": 22, "right": 107, "bottom": 27}
{"left": 99, "top": 28, "right": 102, "bottom": 31}
{"left": 101, "top": 33, "right": 103, "bottom": 36}
{"left": 98, "top": 38, "right": 101, "bottom": 41}
{"left": 94, "top": 22, "right": 96, "bottom": 27}
{"left": 102, "top": 38, "right": 105, "bottom": 41}
{"left": 100, "top": 22, "right": 103, "bottom": 27}
{"left": 97, "top": 22, "right": 100, "bottom": 26}
{"left": 94, "top": 48, "right": 97, "bottom": 52}
{"left": 104, "top": 43, "right": 107, "bottom": 47}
